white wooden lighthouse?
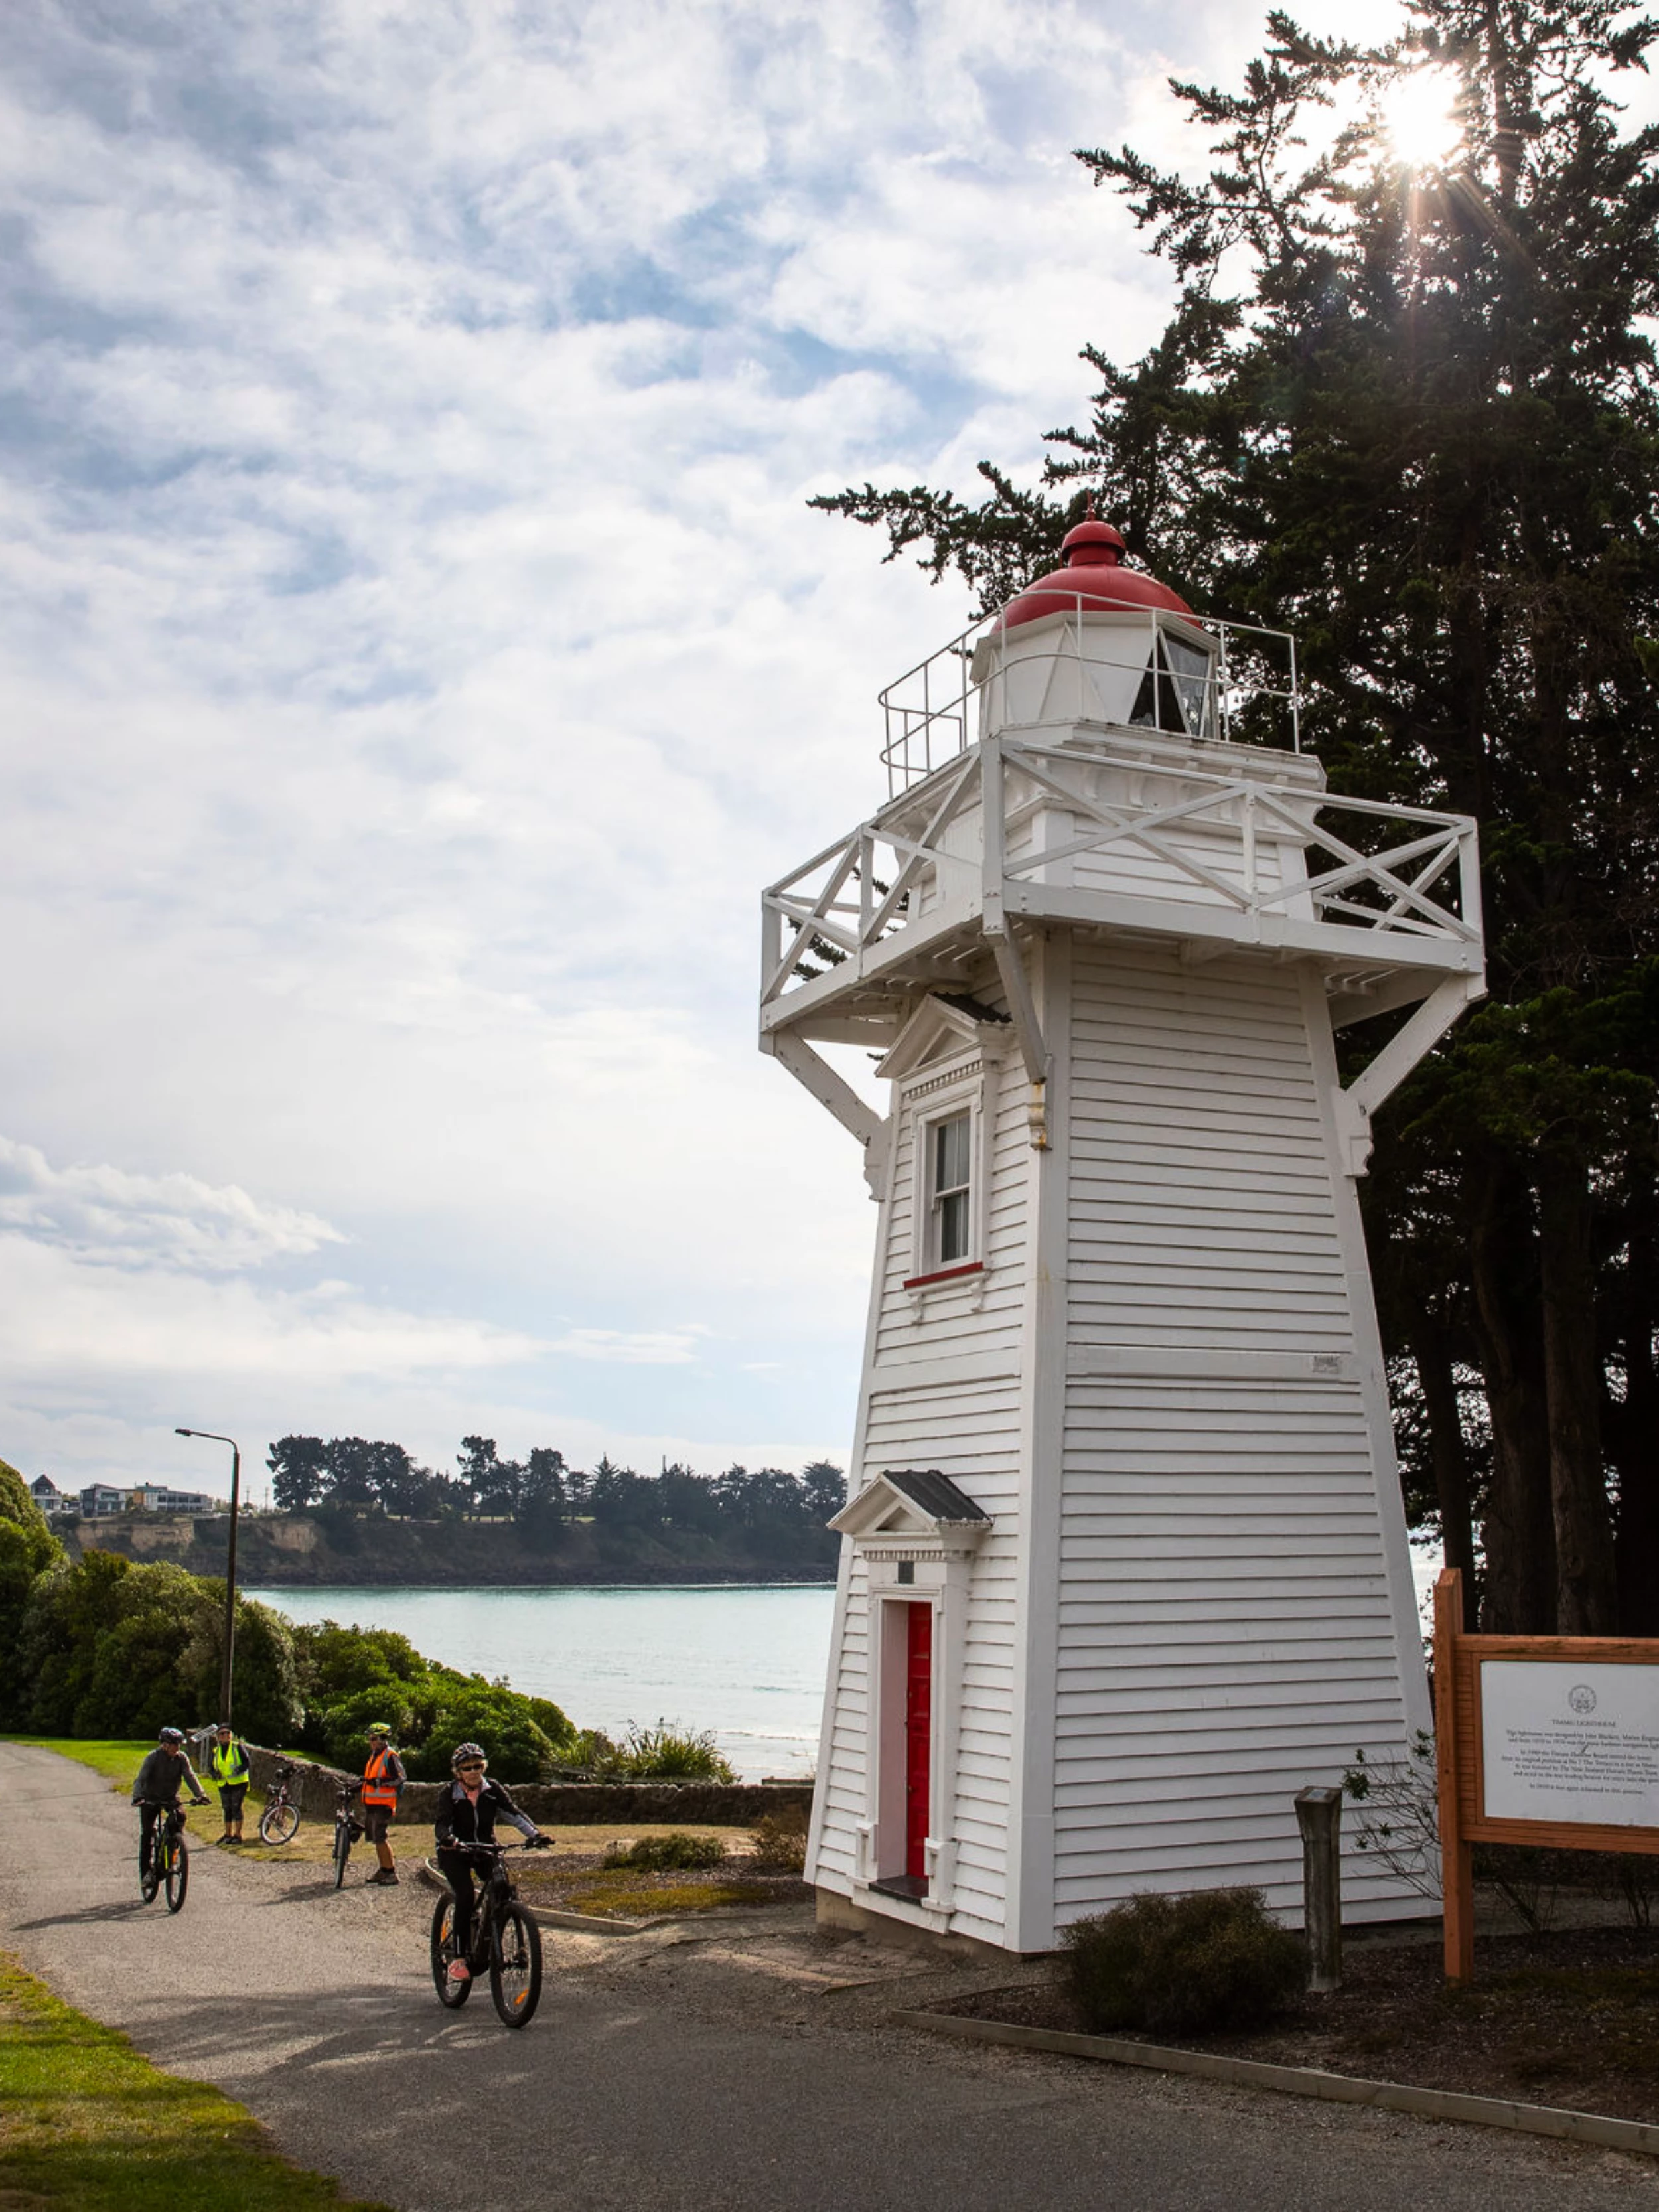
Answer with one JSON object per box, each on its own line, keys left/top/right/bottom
{"left": 760, "top": 516, "right": 1485, "bottom": 1955}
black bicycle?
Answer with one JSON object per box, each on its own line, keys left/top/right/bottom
{"left": 257, "top": 1759, "right": 301, "bottom": 1846}
{"left": 139, "top": 1801, "right": 192, "bottom": 1913}
{"left": 331, "top": 1779, "right": 364, "bottom": 1890}
{"left": 429, "top": 1840, "right": 547, "bottom": 2028}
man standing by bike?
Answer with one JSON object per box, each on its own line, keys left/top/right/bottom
{"left": 208, "top": 1722, "right": 252, "bottom": 1845}
{"left": 361, "top": 1722, "right": 406, "bottom": 1886}
{"left": 131, "top": 1727, "right": 208, "bottom": 1876}
{"left": 433, "top": 1742, "right": 546, "bottom": 1982}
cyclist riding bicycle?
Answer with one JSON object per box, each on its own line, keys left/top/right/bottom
{"left": 433, "top": 1742, "right": 549, "bottom": 1984}
{"left": 131, "top": 1727, "right": 208, "bottom": 1876}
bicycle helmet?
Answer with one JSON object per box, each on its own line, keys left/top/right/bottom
{"left": 158, "top": 1727, "right": 184, "bottom": 1744}
{"left": 450, "top": 1741, "right": 486, "bottom": 1769}
{"left": 368, "top": 1722, "right": 392, "bottom": 1737}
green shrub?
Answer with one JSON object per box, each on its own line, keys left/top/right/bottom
{"left": 13, "top": 1553, "right": 302, "bottom": 1743}
{"left": 748, "top": 1808, "right": 808, "bottom": 1872}
{"left": 310, "top": 1683, "right": 419, "bottom": 1767}
{"left": 1062, "top": 1888, "right": 1303, "bottom": 2037}
{"left": 0, "top": 1467, "right": 62, "bottom": 1729}
{"left": 292, "top": 1620, "right": 427, "bottom": 1706}
{"left": 403, "top": 1678, "right": 563, "bottom": 1781}
{"left": 289, "top": 1619, "right": 572, "bottom": 1777}
{"left": 601, "top": 1831, "right": 726, "bottom": 1872}
{"left": 609, "top": 1720, "right": 737, "bottom": 1784}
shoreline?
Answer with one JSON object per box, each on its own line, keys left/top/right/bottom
{"left": 60, "top": 1510, "right": 839, "bottom": 1590}
{"left": 240, "top": 1576, "right": 838, "bottom": 1595}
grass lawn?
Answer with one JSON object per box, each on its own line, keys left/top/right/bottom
{"left": 0, "top": 1949, "right": 394, "bottom": 2209}
{"left": 3, "top": 1736, "right": 157, "bottom": 1789}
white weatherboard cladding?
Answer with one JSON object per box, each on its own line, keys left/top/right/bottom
{"left": 806, "top": 1019, "right": 1029, "bottom": 1941}
{"left": 1053, "top": 938, "right": 1426, "bottom": 1923}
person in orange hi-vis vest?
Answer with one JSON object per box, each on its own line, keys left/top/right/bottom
{"left": 361, "top": 1724, "right": 406, "bottom": 1885}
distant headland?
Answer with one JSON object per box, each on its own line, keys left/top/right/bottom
{"left": 41, "top": 1436, "right": 848, "bottom": 1587}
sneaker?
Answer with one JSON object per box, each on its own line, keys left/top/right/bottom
{"left": 447, "top": 1959, "right": 470, "bottom": 1983}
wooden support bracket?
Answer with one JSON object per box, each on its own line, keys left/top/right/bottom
{"left": 764, "top": 1031, "right": 891, "bottom": 1198}
{"left": 1334, "top": 974, "right": 1484, "bottom": 1177}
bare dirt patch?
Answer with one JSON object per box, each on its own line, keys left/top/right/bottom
{"left": 934, "top": 1924, "right": 1659, "bottom": 2124}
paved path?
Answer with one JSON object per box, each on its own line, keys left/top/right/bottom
{"left": 3, "top": 1741, "right": 1656, "bottom": 2212}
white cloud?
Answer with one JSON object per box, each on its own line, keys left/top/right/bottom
{"left": 547, "top": 1328, "right": 706, "bottom": 1364}
{"left": 0, "top": 1135, "right": 344, "bottom": 1272}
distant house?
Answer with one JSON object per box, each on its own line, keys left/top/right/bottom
{"left": 127, "top": 1486, "right": 218, "bottom": 1515}
{"left": 29, "top": 1475, "right": 75, "bottom": 1518}
{"left": 78, "top": 1484, "right": 127, "bottom": 1516}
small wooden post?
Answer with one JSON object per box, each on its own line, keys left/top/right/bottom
{"left": 1295, "top": 1786, "right": 1342, "bottom": 1992}
{"left": 1434, "top": 1568, "right": 1475, "bottom": 1983}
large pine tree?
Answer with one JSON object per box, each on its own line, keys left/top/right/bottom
{"left": 818, "top": 3, "right": 1659, "bottom": 1632}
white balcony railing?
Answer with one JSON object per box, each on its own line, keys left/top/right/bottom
{"left": 761, "top": 736, "right": 1480, "bottom": 1014}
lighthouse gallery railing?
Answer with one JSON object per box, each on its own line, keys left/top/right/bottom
{"left": 760, "top": 736, "right": 1481, "bottom": 1014}
{"left": 879, "top": 598, "right": 1303, "bottom": 797}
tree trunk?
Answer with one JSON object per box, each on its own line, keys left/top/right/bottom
{"left": 1469, "top": 1163, "right": 1555, "bottom": 1631}
{"left": 1409, "top": 1321, "right": 1479, "bottom": 1627}
{"left": 1537, "top": 1151, "right": 1617, "bottom": 1633}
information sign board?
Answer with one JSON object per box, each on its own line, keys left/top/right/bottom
{"left": 1480, "top": 1660, "right": 1659, "bottom": 1826}
{"left": 1433, "top": 1571, "right": 1659, "bottom": 1982}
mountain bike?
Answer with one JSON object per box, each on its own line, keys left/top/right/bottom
{"left": 331, "top": 1779, "right": 364, "bottom": 1890}
{"left": 257, "top": 1759, "right": 301, "bottom": 1846}
{"left": 138, "top": 1802, "right": 191, "bottom": 1913}
{"left": 429, "top": 1840, "right": 549, "bottom": 2028}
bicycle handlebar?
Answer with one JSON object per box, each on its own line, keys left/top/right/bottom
{"left": 438, "top": 1836, "right": 550, "bottom": 1854}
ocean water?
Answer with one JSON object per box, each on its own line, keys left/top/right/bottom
{"left": 243, "top": 1582, "right": 836, "bottom": 1781}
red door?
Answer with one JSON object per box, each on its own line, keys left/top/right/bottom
{"left": 904, "top": 1603, "right": 932, "bottom": 1884}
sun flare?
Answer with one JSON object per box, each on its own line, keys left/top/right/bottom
{"left": 1379, "top": 66, "right": 1465, "bottom": 170}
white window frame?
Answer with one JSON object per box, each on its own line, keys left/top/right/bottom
{"left": 903, "top": 1061, "right": 989, "bottom": 1291}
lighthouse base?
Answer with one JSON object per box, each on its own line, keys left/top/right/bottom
{"left": 813, "top": 1886, "right": 1037, "bottom": 1964}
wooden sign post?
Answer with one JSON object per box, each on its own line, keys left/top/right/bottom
{"left": 1433, "top": 1567, "right": 1659, "bottom": 1981}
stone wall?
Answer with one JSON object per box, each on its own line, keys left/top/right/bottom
{"left": 243, "top": 1744, "right": 813, "bottom": 1828}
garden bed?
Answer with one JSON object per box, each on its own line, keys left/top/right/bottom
{"left": 510, "top": 1844, "right": 810, "bottom": 1921}
{"left": 933, "top": 1923, "right": 1659, "bottom": 2125}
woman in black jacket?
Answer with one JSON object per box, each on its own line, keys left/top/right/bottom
{"left": 433, "top": 1741, "right": 546, "bottom": 1982}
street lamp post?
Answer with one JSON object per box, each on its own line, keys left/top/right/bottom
{"left": 175, "top": 1428, "right": 242, "bottom": 1725}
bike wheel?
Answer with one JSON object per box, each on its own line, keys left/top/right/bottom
{"left": 258, "top": 1799, "right": 299, "bottom": 1846}
{"left": 429, "top": 1899, "right": 473, "bottom": 2008}
{"left": 332, "top": 1819, "right": 350, "bottom": 1890}
{"left": 140, "top": 1846, "right": 160, "bottom": 1904}
{"left": 164, "top": 1833, "right": 189, "bottom": 1913}
{"left": 490, "top": 1903, "right": 542, "bottom": 2028}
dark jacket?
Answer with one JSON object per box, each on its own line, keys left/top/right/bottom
{"left": 131, "top": 1747, "right": 206, "bottom": 1806}
{"left": 433, "top": 1775, "right": 538, "bottom": 1849}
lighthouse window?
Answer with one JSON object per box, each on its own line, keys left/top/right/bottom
{"left": 1129, "top": 634, "right": 1214, "bottom": 740}
{"left": 1164, "top": 636, "right": 1215, "bottom": 739}
{"left": 931, "top": 1111, "right": 973, "bottom": 1266}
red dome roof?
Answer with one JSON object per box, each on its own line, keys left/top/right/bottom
{"left": 997, "top": 514, "right": 1194, "bottom": 630}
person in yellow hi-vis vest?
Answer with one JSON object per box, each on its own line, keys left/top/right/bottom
{"left": 209, "top": 1723, "right": 252, "bottom": 1844}
{"left": 361, "top": 1723, "right": 406, "bottom": 1885}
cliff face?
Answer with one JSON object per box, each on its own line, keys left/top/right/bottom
{"left": 62, "top": 1510, "right": 837, "bottom": 1587}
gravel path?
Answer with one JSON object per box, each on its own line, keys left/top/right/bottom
{"left": 3, "top": 1740, "right": 1658, "bottom": 2212}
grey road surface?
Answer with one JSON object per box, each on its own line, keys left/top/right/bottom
{"left": 1, "top": 1741, "right": 1654, "bottom": 2212}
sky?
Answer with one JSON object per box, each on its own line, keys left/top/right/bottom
{"left": 1, "top": 0, "right": 1411, "bottom": 1501}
